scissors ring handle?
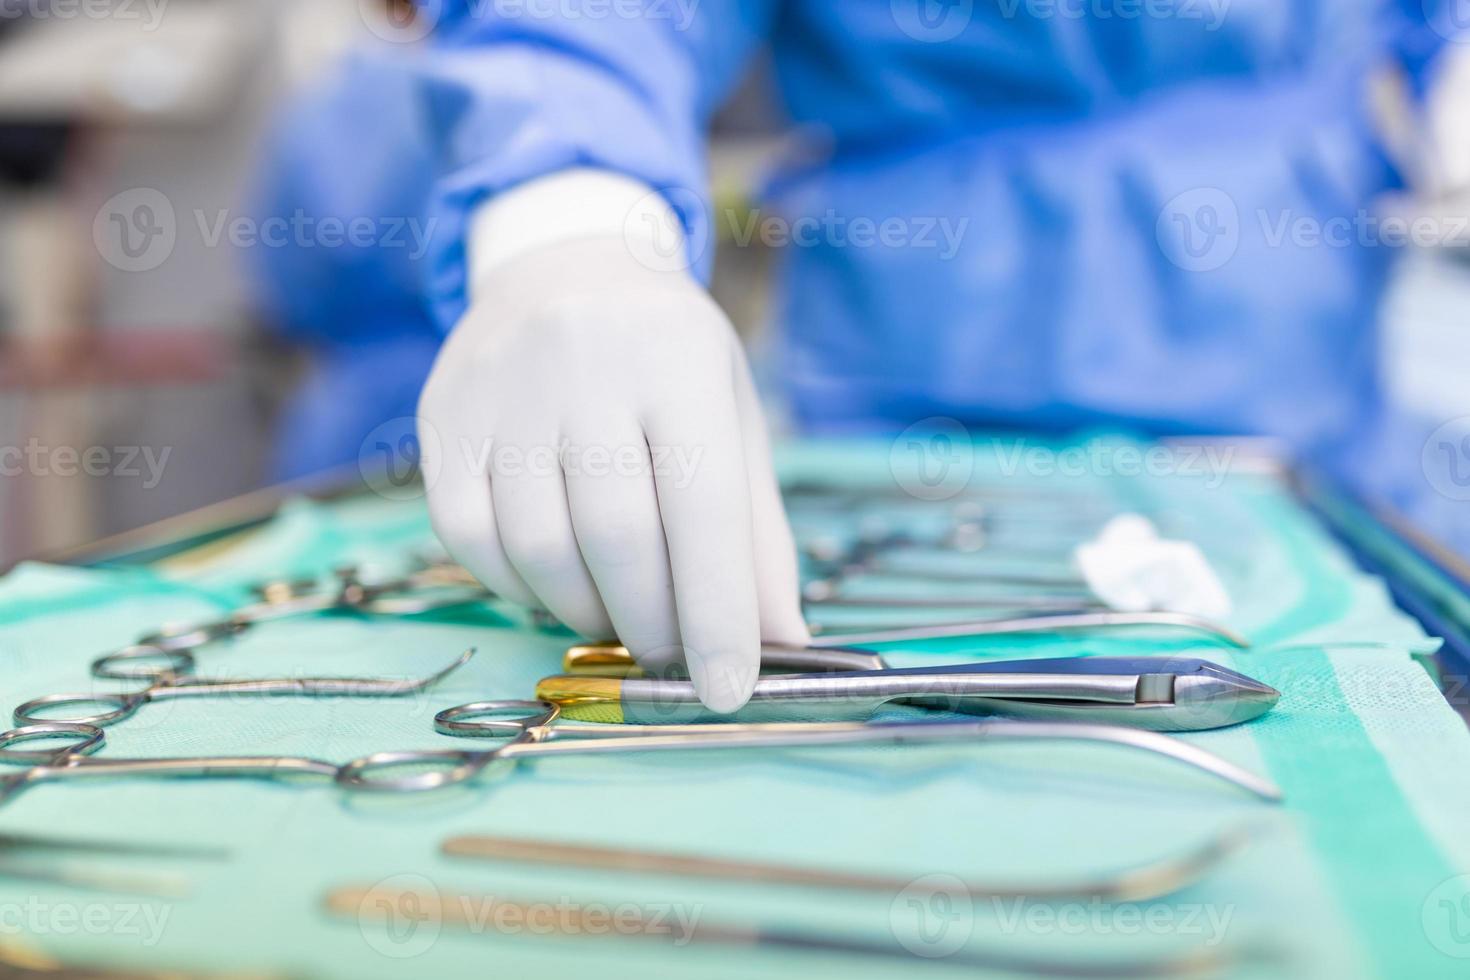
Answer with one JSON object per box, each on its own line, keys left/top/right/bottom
{"left": 13, "top": 692, "right": 144, "bottom": 729}
{"left": 0, "top": 722, "right": 106, "bottom": 764}
{"left": 93, "top": 646, "right": 196, "bottom": 682}
{"left": 334, "top": 749, "right": 494, "bottom": 793}
{"left": 250, "top": 577, "right": 321, "bottom": 603}
{"left": 434, "top": 700, "right": 560, "bottom": 738}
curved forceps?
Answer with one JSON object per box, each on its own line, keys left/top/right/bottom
{"left": 333, "top": 700, "right": 1283, "bottom": 801}
{"left": 0, "top": 723, "right": 339, "bottom": 809}
{"left": 12, "top": 648, "right": 475, "bottom": 728}
{"left": 806, "top": 612, "right": 1251, "bottom": 649}
{"left": 241, "top": 562, "right": 493, "bottom": 619}
{"left": 801, "top": 578, "right": 1104, "bottom": 614}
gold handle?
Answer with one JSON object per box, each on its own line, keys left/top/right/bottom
{"left": 562, "top": 643, "right": 643, "bottom": 677}
{"left": 534, "top": 675, "right": 625, "bottom": 723}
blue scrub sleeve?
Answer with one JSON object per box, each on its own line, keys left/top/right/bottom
{"left": 413, "top": 0, "right": 775, "bottom": 330}
{"left": 1392, "top": 0, "right": 1461, "bottom": 98}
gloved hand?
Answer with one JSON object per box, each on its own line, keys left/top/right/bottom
{"left": 418, "top": 173, "right": 809, "bottom": 712}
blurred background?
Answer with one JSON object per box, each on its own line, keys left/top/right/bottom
{"left": 0, "top": 0, "right": 1467, "bottom": 568}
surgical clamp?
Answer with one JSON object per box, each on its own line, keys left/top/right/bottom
{"left": 0, "top": 707, "right": 1281, "bottom": 808}
{"left": 12, "top": 648, "right": 474, "bottom": 728}
{"left": 561, "top": 641, "right": 888, "bottom": 676}
{"left": 802, "top": 578, "right": 1103, "bottom": 612}
{"left": 807, "top": 611, "right": 1251, "bottom": 647}
{"left": 132, "top": 561, "right": 493, "bottom": 656}
{"left": 559, "top": 611, "right": 1250, "bottom": 681}
{"left": 0, "top": 723, "right": 342, "bottom": 809}
{"left": 336, "top": 700, "right": 1281, "bottom": 799}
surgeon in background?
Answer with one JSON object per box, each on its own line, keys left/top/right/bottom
{"left": 254, "top": 1, "right": 1462, "bottom": 711}
{"left": 251, "top": 35, "right": 442, "bottom": 480}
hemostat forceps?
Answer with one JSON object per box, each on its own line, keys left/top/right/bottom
{"left": 133, "top": 562, "right": 492, "bottom": 656}
{"left": 561, "top": 642, "right": 889, "bottom": 676}
{"left": 559, "top": 611, "right": 1249, "bottom": 681}
{"left": 334, "top": 700, "right": 1281, "bottom": 800}
{"left": 0, "top": 723, "right": 341, "bottom": 809}
{"left": 807, "top": 611, "right": 1251, "bottom": 647}
{"left": 535, "top": 656, "right": 1279, "bottom": 731}
{"left": 802, "top": 530, "right": 1093, "bottom": 589}
{"left": 12, "top": 649, "right": 475, "bottom": 728}
{"left": 802, "top": 579, "right": 1102, "bottom": 613}
{"left": 0, "top": 712, "right": 1280, "bottom": 806}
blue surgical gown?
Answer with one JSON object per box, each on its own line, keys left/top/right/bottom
{"left": 250, "top": 50, "right": 443, "bottom": 479}
{"left": 253, "top": 2, "right": 1465, "bottom": 545}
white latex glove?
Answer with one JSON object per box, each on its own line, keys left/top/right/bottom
{"left": 419, "top": 170, "right": 809, "bottom": 712}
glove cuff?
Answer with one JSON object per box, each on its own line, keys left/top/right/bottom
{"left": 468, "top": 168, "right": 686, "bottom": 300}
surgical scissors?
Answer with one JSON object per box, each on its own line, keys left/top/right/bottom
{"left": 561, "top": 641, "right": 888, "bottom": 676}
{"left": 802, "top": 527, "right": 1089, "bottom": 581}
{"left": 565, "top": 613, "right": 1249, "bottom": 685}
{"left": 132, "top": 561, "right": 493, "bottom": 656}
{"left": 335, "top": 700, "right": 1282, "bottom": 799}
{"left": 0, "top": 710, "right": 1280, "bottom": 808}
{"left": 813, "top": 550, "right": 1091, "bottom": 587}
{"left": 804, "top": 582, "right": 1104, "bottom": 612}
{"left": 796, "top": 504, "right": 1103, "bottom": 566}
{"left": 798, "top": 534, "right": 1248, "bottom": 645}
{"left": 0, "top": 723, "right": 341, "bottom": 809}
{"left": 807, "top": 611, "right": 1251, "bottom": 647}
{"left": 12, "top": 648, "right": 474, "bottom": 728}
